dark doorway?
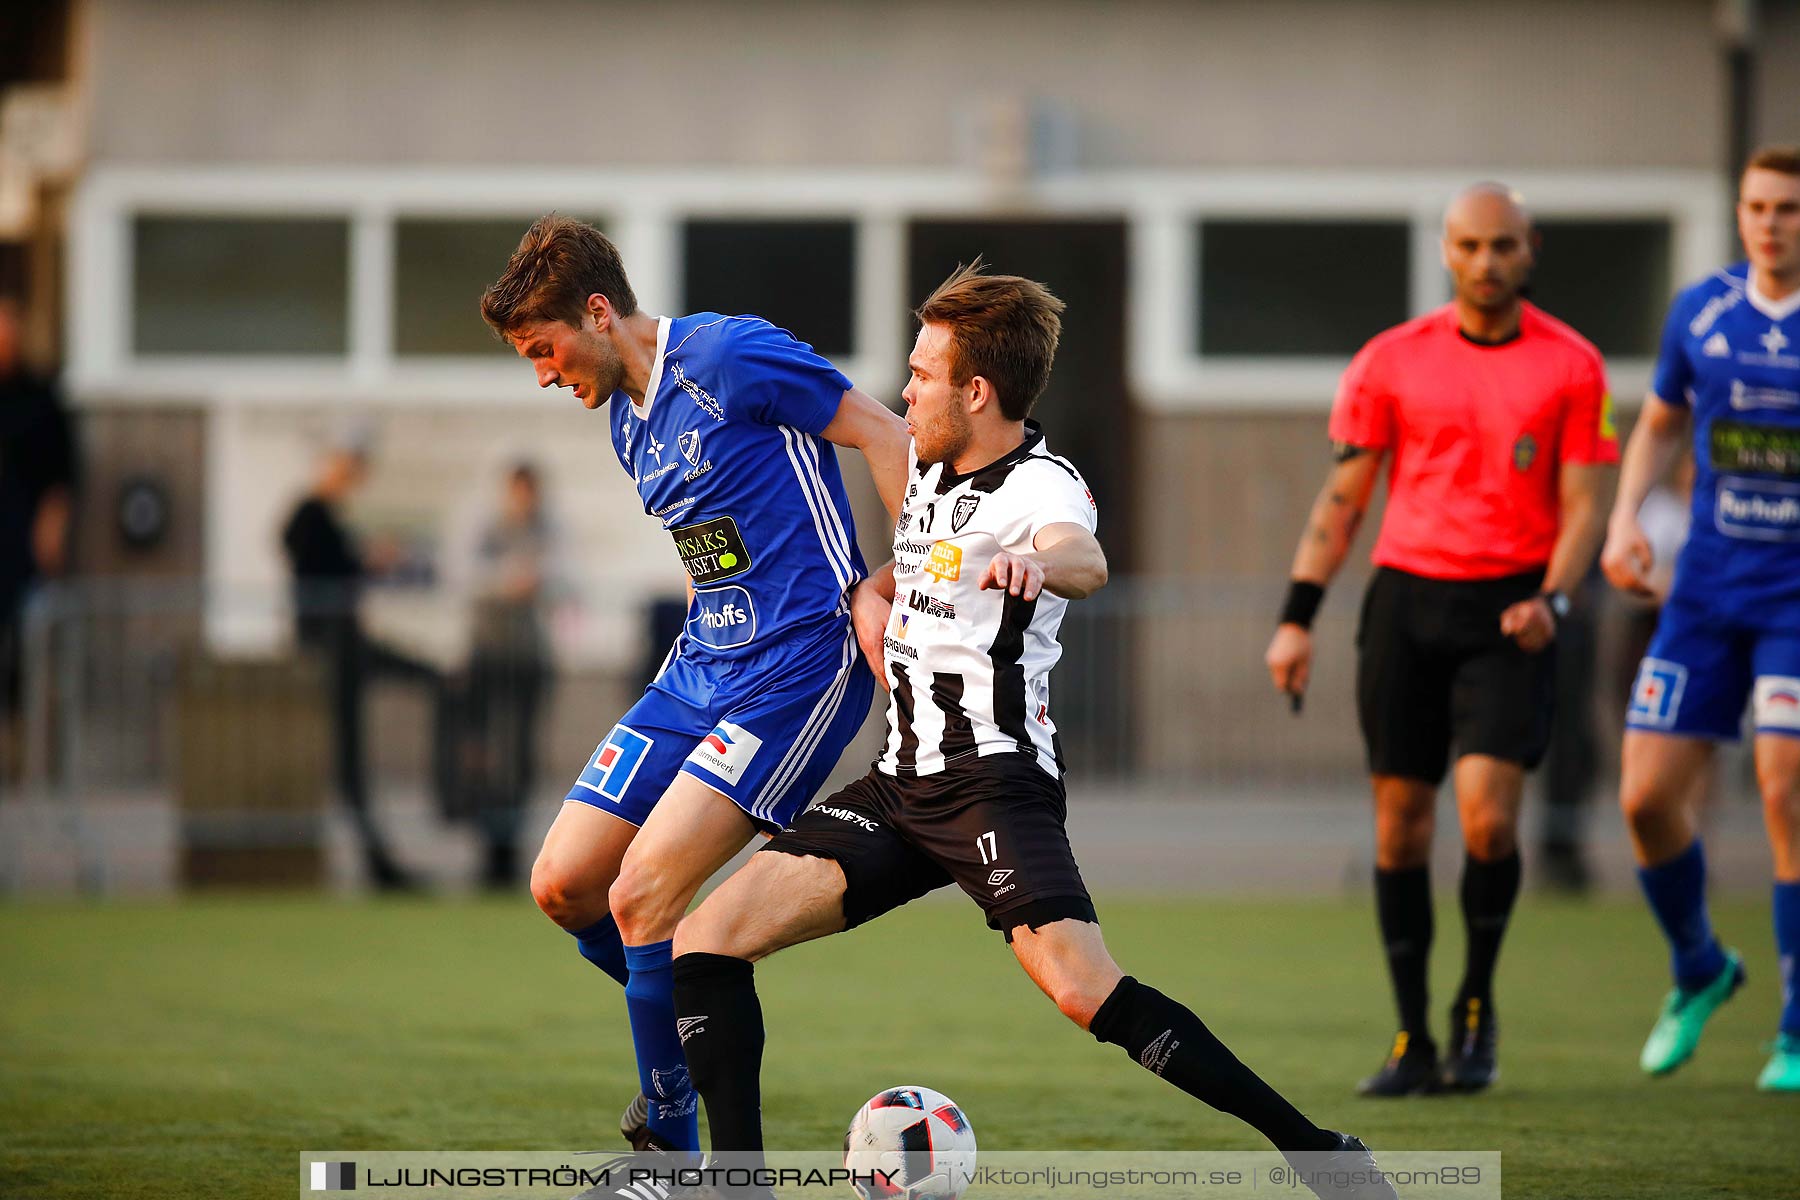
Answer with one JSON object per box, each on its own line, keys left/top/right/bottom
{"left": 906, "top": 220, "right": 1134, "bottom": 773}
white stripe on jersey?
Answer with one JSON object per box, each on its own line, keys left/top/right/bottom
{"left": 778, "top": 425, "right": 856, "bottom": 596}
{"left": 751, "top": 624, "right": 857, "bottom": 822}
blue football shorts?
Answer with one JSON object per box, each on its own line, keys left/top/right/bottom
{"left": 566, "top": 616, "right": 875, "bottom": 830}
{"left": 1626, "top": 594, "right": 1800, "bottom": 741}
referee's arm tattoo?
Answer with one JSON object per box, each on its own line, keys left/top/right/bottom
{"left": 1287, "top": 442, "right": 1384, "bottom": 586}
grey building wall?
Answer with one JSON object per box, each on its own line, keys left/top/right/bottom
{"left": 83, "top": 0, "right": 1739, "bottom": 171}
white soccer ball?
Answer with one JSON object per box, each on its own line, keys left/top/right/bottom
{"left": 843, "top": 1085, "right": 976, "bottom": 1200}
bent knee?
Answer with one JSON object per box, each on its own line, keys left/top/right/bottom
{"left": 531, "top": 862, "right": 607, "bottom": 930}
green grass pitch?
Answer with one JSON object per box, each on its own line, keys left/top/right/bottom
{"left": 2, "top": 892, "right": 1792, "bottom": 1198}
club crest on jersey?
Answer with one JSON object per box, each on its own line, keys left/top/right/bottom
{"left": 951, "top": 494, "right": 982, "bottom": 532}
{"left": 679, "top": 429, "right": 702, "bottom": 466}
{"left": 577, "top": 725, "right": 654, "bottom": 803}
{"left": 1512, "top": 433, "right": 1537, "bottom": 472}
{"left": 925, "top": 542, "right": 963, "bottom": 582}
{"left": 687, "top": 720, "right": 763, "bottom": 783}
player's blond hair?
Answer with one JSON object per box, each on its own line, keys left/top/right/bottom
{"left": 915, "top": 259, "right": 1065, "bottom": 422}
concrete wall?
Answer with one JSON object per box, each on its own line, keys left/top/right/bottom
{"left": 82, "top": 0, "right": 1735, "bottom": 171}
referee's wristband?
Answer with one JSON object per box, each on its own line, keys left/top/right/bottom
{"left": 1279, "top": 580, "right": 1325, "bottom": 630}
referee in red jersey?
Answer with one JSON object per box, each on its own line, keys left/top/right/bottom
{"left": 1265, "top": 184, "right": 1618, "bottom": 1096}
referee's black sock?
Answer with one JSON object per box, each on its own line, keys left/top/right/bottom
{"left": 1090, "top": 976, "right": 1337, "bottom": 1153}
{"left": 1374, "top": 865, "right": 1433, "bottom": 1041}
{"left": 671, "top": 952, "right": 766, "bottom": 1155}
{"left": 1456, "top": 850, "right": 1521, "bottom": 1004}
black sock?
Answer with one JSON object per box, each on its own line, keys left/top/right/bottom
{"left": 1457, "top": 851, "right": 1521, "bottom": 1004}
{"left": 1374, "top": 865, "right": 1433, "bottom": 1043}
{"left": 671, "top": 953, "right": 766, "bottom": 1155}
{"left": 1089, "top": 976, "right": 1336, "bottom": 1153}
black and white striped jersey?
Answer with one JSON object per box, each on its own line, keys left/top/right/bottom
{"left": 876, "top": 423, "right": 1098, "bottom": 779}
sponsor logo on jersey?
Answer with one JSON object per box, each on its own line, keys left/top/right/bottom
{"left": 645, "top": 429, "right": 666, "bottom": 462}
{"left": 1628, "top": 659, "right": 1688, "bottom": 729}
{"left": 883, "top": 634, "right": 919, "bottom": 660}
{"left": 1599, "top": 392, "right": 1617, "bottom": 440}
{"left": 578, "top": 724, "right": 654, "bottom": 803}
{"left": 683, "top": 458, "right": 714, "bottom": 482}
{"left": 679, "top": 429, "right": 702, "bottom": 465}
{"left": 1741, "top": 323, "right": 1800, "bottom": 368}
{"left": 651, "top": 496, "right": 697, "bottom": 526}
{"left": 1511, "top": 432, "right": 1537, "bottom": 472}
{"left": 951, "top": 493, "right": 982, "bottom": 532}
{"left": 1754, "top": 677, "right": 1800, "bottom": 732}
{"left": 671, "top": 514, "right": 752, "bottom": 583}
{"left": 688, "top": 585, "right": 758, "bottom": 649}
{"left": 1688, "top": 286, "right": 1744, "bottom": 337}
{"left": 669, "top": 361, "right": 726, "bottom": 422}
{"left": 1715, "top": 477, "right": 1800, "bottom": 541}
{"left": 687, "top": 720, "right": 763, "bottom": 783}
{"left": 1763, "top": 325, "right": 1791, "bottom": 357}
{"left": 896, "top": 510, "right": 911, "bottom": 536}
{"left": 1704, "top": 332, "right": 1731, "bottom": 358}
{"left": 1709, "top": 421, "right": 1800, "bottom": 478}
{"left": 895, "top": 613, "right": 910, "bottom": 639}
{"left": 894, "top": 538, "right": 934, "bottom": 557}
{"left": 814, "top": 804, "right": 880, "bottom": 831}
{"left": 639, "top": 459, "right": 681, "bottom": 484}
{"left": 925, "top": 542, "right": 963, "bottom": 582}
{"left": 906, "top": 590, "right": 956, "bottom": 619}
{"left": 1730, "top": 380, "right": 1800, "bottom": 411}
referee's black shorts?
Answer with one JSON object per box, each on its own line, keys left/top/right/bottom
{"left": 762, "top": 753, "right": 1096, "bottom": 941}
{"left": 1355, "top": 565, "right": 1555, "bottom": 785}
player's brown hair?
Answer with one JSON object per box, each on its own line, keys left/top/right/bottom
{"left": 1744, "top": 145, "right": 1800, "bottom": 179}
{"left": 481, "top": 214, "right": 638, "bottom": 336}
{"left": 915, "top": 259, "right": 1065, "bottom": 422}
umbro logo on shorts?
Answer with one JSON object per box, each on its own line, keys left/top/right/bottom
{"left": 987, "top": 869, "right": 1014, "bottom": 886}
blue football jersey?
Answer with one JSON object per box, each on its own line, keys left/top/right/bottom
{"left": 1652, "top": 264, "right": 1800, "bottom": 621}
{"left": 608, "top": 313, "right": 866, "bottom": 658}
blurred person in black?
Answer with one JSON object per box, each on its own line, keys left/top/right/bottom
{"left": 0, "top": 295, "right": 76, "bottom": 779}
{"left": 450, "top": 461, "right": 563, "bottom": 888}
{"left": 282, "top": 436, "right": 439, "bottom": 889}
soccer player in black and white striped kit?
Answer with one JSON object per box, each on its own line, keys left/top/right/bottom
{"left": 667, "top": 263, "right": 1395, "bottom": 1200}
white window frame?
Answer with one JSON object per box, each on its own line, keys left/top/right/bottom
{"left": 68, "top": 165, "right": 1728, "bottom": 411}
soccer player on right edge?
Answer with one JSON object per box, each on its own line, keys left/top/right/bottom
{"left": 669, "top": 263, "right": 1396, "bottom": 1200}
{"left": 1600, "top": 145, "right": 1800, "bottom": 1091}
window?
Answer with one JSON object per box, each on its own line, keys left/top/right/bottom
{"left": 1529, "top": 220, "right": 1672, "bottom": 358}
{"left": 1197, "top": 220, "right": 1410, "bottom": 357}
{"left": 682, "top": 219, "right": 856, "bottom": 358}
{"left": 395, "top": 217, "right": 598, "bottom": 356}
{"left": 133, "top": 216, "right": 349, "bottom": 355}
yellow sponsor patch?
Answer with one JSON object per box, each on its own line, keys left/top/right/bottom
{"left": 925, "top": 542, "right": 963, "bottom": 582}
{"left": 1599, "top": 391, "right": 1617, "bottom": 440}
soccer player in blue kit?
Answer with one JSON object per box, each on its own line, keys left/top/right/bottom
{"left": 481, "top": 216, "right": 910, "bottom": 1147}
{"left": 1601, "top": 146, "right": 1800, "bottom": 1091}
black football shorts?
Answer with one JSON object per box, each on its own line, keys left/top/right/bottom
{"left": 763, "top": 752, "right": 1096, "bottom": 940}
{"left": 1355, "top": 565, "right": 1556, "bottom": 784}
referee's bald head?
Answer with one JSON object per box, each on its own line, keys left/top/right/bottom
{"left": 1443, "top": 182, "right": 1532, "bottom": 238}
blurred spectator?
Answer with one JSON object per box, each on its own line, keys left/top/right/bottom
{"left": 440, "top": 462, "right": 563, "bottom": 889}
{"left": 282, "top": 437, "right": 440, "bottom": 890}
{"left": 0, "top": 296, "right": 76, "bottom": 780}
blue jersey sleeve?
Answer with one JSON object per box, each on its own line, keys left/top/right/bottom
{"left": 1649, "top": 289, "right": 1699, "bottom": 407}
{"left": 716, "top": 320, "right": 852, "bottom": 435}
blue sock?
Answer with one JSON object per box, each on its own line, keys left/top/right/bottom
{"left": 571, "top": 916, "right": 628, "bottom": 987}
{"left": 1776, "top": 881, "right": 1800, "bottom": 1037}
{"left": 623, "top": 940, "right": 699, "bottom": 1151}
{"left": 1637, "top": 839, "right": 1727, "bottom": 992}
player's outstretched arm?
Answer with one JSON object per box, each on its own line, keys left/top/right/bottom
{"left": 820, "top": 388, "right": 911, "bottom": 522}
{"left": 980, "top": 524, "right": 1108, "bottom": 602}
{"left": 1600, "top": 394, "right": 1691, "bottom": 597}
{"left": 1265, "top": 445, "right": 1384, "bottom": 701}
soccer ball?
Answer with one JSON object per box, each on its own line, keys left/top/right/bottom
{"left": 843, "top": 1085, "right": 976, "bottom": 1200}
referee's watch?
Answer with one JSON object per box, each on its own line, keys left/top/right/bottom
{"left": 1538, "top": 590, "right": 1571, "bottom": 621}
